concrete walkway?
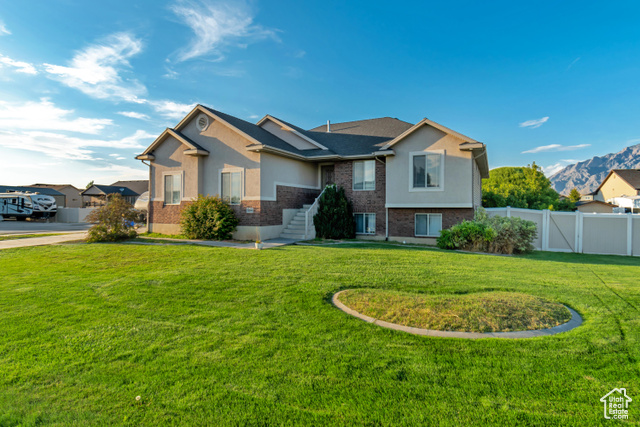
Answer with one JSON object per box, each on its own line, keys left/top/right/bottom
{"left": 332, "top": 290, "right": 582, "bottom": 339}
{"left": 130, "top": 236, "right": 298, "bottom": 250}
{"left": 0, "top": 232, "right": 88, "bottom": 250}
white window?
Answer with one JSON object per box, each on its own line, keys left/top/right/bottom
{"left": 411, "top": 152, "right": 443, "bottom": 190}
{"left": 355, "top": 213, "right": 376, "bottom": 235}
{"left": 353, "top": 160, "right": 375, "bottom": 191}
{"left": 164, "top": 174, "right": 181, "bottom": 205}
{"left": 221, "top": 171, "right": 242, "bottom": 205}
{"left": 415, "top": 213, "right": 442, "bottom": 237}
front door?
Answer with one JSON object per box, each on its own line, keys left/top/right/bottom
{"left": 321, "top": 165, "right": 335, "bottom": 187}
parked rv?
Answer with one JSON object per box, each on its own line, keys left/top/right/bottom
{"left": 0, "top": 191, "right": 57, "bottom": 220}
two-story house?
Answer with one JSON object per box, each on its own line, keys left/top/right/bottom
{"left": 135, "top": 105, "right": 489, "bottom": 243}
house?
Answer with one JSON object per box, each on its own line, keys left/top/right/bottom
{"left": 0, "top": 185, "right": 66, "bottom": 207}
{"left": 135, "top": 105, "right": 489, "bottom": 242}
{"left": 594, "top": 169, "right": 640, "bottom": 203}
{"left": 575, "top": 200, "right": 617, "bottom": 213}
{"left": 110, "top": 180, "right": 149, "bottom": 197}
{"left": 81, "top": 184, "right": 139, "bottom": 207}
{"left": 31, "top": 184, "right": 83, "bottom": 208}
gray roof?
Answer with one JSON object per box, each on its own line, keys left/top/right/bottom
{"left": 613, "top": 169, "right": 640, "bottom": 190}
{"left": 82, "top": 185, "right": 139, "bottom": 197}
{"left": 309, "top": 117, "right": 413, "bottom": 138}
{"left": 0, "top": 185, "right": 65, "bottom": 196}
{"left": 110, "top": 180, "right": 149, "bottom": 195}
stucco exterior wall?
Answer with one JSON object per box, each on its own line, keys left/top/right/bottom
{"left": 259, "top": 152, "right": 319, "bottom": 200}
{"left": 598, "top": 173, "right": 638, "bottom": 203}
{"left": 150, "top": 136, "right": 200, "bottom": 201}
{"left": 260, "top": 120, "right": 318, "bottom": 150}
{"left": 576, "top": 202, "right": 615, "bottom": 213}
{"left": 472, "top": 160, "right": 482, "bottom": 209}
{"left": 385, "top": 125, "right": 473, "bottom": 208}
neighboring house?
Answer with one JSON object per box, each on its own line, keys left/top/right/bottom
{"left": 135, "top": 105, "right": 489, "bottom": 242}
{"left": 111, "top": 180, "right": 149, "bottom": 210}
{"left": 575, "top": 200, "right": 617, "bottom": 213}
{"left": 0, "top": 185, "right": 65, "bottom": 207}
{"left": 594, "top": 169, "right": 640, "bottom": 203}
{"left": 81, "top": 185, "right": 139, "bottom": 206}
{"left": 609, "top": 196, "right": 640, "bottom": 213}
{"left": 31, "top": 183, "right": 83, "bottom": 207}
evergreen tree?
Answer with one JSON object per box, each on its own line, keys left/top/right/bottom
{"left": 313, "top": 185, "right": 355, "bottom": 239}
{"left": 569, "top": 188, "right": 581, "bottom": 203}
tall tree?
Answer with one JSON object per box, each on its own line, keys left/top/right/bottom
{"left": 482, "top": 163, "right": 574, "bottom": 211}
{"left": 569, "top": 188, "right": 581, "bottom": 203}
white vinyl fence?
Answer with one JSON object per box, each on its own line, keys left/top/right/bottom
{"left": 54, "top": 207, "right": 97, "bottom": 223}
{"left": 486, "top": 207, "right": 640, "bottom": 257}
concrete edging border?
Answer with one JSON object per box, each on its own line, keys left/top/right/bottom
{"left": 332, "top": 290, "right": 582, "bottom": 339}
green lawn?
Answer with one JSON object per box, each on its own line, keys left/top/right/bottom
{"left": 0, "top": 243, "right": 638, "bottom": 425}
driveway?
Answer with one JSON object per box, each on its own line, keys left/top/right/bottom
{"left": 0, "top": 220, "right": 92, "bottom": 236}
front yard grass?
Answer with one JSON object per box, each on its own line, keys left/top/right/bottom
{"left": 0, "top": 243, "right": 638, "bottom": 425}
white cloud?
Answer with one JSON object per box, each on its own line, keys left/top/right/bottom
{"left": 0, "top": 129, "right": 154, "bottom": 160}
{"left": 541, "top": 162, "right": 567, "bottom": 176}
{"left": 170, "top": 0, "right": 278, "bottom": 62}
{"left": 43, "top": 32, "right": 147, "bottom": 103}
{"left": 519, "top": 116, "right": 549, "bottom": 129}
{"left": 88, "top": 164, "right": 148, "bottom": 182}
{"left": 117, "top": 111, "right": 150, "bottom": 120}
{"left": 0, "top": 22, "right": 10, "bottom": 36}
{"left": 109, "top": 153, "right": 120, "bottom": 157}
{"left": 248, "top": 114, "right": 259, "bottom": 120}
{"left": 149, "top": 100, "right": 196, "bottom": 120}
{"left": 0, "top": 98, "right": 112, "bottom": 134}
{"left": 567, "top": 57, "right": 580, "bottom": 70}
{"left": 522, "top": 143, "right": 590, "bottom": 154}
{"left": 116, "top": 157, "right": 126, "bottom": 160}
{"left": 0, "top": 54, "right": 37, "bottom": 74}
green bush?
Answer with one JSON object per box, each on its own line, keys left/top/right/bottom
{"left": 180, "top": 195, "right": 239, "bottom": 240}
{"left": 313, "top": 185, "right": 355, "bottom": 239}
{"left": 437, "top": 208, "right": 537, "bottom": 255}
{"left": 86, "top": 193, "right": 139, "bottom": 243}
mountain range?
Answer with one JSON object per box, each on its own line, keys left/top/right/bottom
{"left": 549, "top": 144, "right": 640, "bottom": 195}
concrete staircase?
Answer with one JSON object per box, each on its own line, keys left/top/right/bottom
{"left": 280, "top": 204, "right": 313, "bottom": 240}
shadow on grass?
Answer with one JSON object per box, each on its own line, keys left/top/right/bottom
{"left": 292, "top": 241, "right": 640, "bottom": 267}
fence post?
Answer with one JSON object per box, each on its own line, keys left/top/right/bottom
{"left": 506, "top": 206, "right": 511, "bottom": 218}
{"left": 574, "top": 211, "right": 579, "bottom": 253}
{"left": 542, "top": 209, "right": 550, "bottom": 251}
{"left": 577, "top": 212, "right": 583, "bottom": 253}
{"left": 627, "top": 213, "right": 633, "bottom": 256}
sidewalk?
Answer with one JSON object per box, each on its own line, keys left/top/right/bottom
{"left": 0, "top": 232, "right": 87, "bottom": 250}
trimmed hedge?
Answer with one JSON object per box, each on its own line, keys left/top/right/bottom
{"left": 180, "top": 195, "right": 239, "bottom": 240}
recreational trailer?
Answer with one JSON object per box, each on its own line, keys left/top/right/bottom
{"left": 0, "top": 191, "right": 57, "bottom": 220}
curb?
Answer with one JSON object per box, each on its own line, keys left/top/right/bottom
{"left": 332, "top": 290, "right": 582, "bottom": 339}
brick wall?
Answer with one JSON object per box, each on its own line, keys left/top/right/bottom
{"left": 388, "top": 208, "right": 474, "bottom": 237}
{"left": 149, "top": 185, "right": 319, "bottom": 227}
{"left": 334, "top": 159, "right": 386, "bottom": 236}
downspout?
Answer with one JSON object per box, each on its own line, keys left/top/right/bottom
{"left": 375, "top": 155, "right": 388, "bottom": 240}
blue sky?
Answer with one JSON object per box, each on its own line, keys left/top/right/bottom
{"left": 1, "top": 0, "right": 640, "bottom": 188}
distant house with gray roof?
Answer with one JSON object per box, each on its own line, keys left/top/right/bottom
{"left": 135, "top": 105, "right": 489, "bottom": 242}
{"left": 81, "top": 184, "right": 140, "bottom": 206}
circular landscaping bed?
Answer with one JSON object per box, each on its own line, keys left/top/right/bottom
{"left": 337, "top": 289, "right": 572, "bottom": 333}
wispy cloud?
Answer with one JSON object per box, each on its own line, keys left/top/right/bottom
{"left": 148, "top": 100, "right": 196, "bottom": 120}
{"left": 0, "top": 129, "right": 154, "bottom": 160}
{"left": 519, "top": 116, "right": 549, "bottom": 129}
{"left": 567, "top": 57, "right": 581, "bottom": 70}
{"left": 117, "top": 111, "right": 150, "bottom": 120}
{"left": 0, "top": 22, "right": 10, "bottom": 36}
{"left": 0, "top": 54, "right": 37, "bottom": 74}
{"left": 43, "top": 32, "right": 147, "bottom": 103}
{"left": 170, "top": 0, "right": 278, "bottom": 62}
{"left": 0, "top": 98, "right": 112, "bottom": 134}
{"left": 522, "top": 143, "right": 590, "bottom": 154}
{"left": 88, "top": 164, "right": 148, "bottom": 181}
{"left": 541, "top": 162, "right": 567, "bottom": 176}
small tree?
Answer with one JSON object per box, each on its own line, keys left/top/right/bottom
{"left": 86, "top": 180, "right": 94, "bottom": 189}
{"left": 313, "top": 185, "right": 355, "bottom": 239}
{"left": 569, "top": 188, "right": 581, "bottom": 203}
{"left": 86, "top": 193, "right": 138, "bottom": 242}
{"left": 180, "top": 195, "right": 239, "bottom": 240}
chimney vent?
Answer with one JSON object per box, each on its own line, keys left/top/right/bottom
{"left": 327, "top": 120, "right": 331, "bottom": 133}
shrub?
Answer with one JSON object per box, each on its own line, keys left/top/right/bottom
{"left": 313, "top": 185, "right": 355, "bottom": 239}
{"left": 86, "top": 193, "right": 139, "bottom": 243}
{"left": 436, "top": 208, "right": 537, "bottom": 255}
{"left": 180, "top": 195, "right": 239, "bottom": 240}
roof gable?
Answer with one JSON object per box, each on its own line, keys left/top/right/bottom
{"left": 136, "top": 128, "right": 209, "bottom": 160}
{"left": 257, "top": 115, "right": 328, "bottom": 150}
{"left": 309, "top": 117, "right": 413, "bottom": 138}
{"left": 595, "top": 169, "right": 640, "bottom": 194}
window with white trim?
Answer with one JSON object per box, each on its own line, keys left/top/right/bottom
{"left": 221, "top": 171, "right": 242, "bottom": 205}
{"left": 164, "top": 174, "right": 181, "bottom": 205}
{"left": 354, "top": 213, "right": 376, "bottom": 235}
{"left": 415, "top": 213, "right": 442, "bottom": 237}
{"left": 412, "top": 152, "right": 442, "bottom": 189}
{"left": 353, "top": 160, "right": 375, "bottom": 190}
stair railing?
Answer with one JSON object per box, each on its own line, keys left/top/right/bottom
{"left": 303, "top": 185, "right": 329, "bottom": 240}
